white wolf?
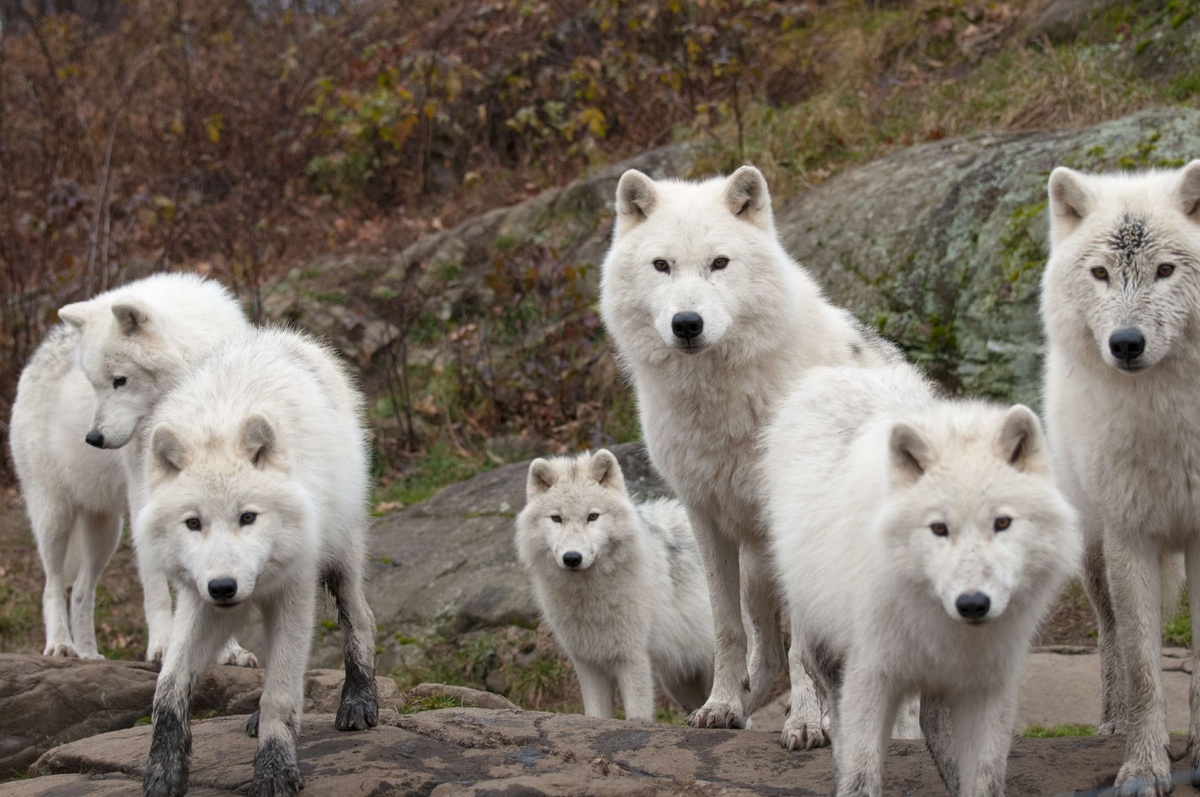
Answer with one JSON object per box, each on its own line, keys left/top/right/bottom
{"left": 9, "top": 273, "right": 255, "bottom": 664}
{"left": 764, "top": 364, "right": 1080, "bottom": 797}
{"left": 137, "top": 326, "right": 377, "bottom": 797}
{"left": 1042, "top": 160, "right": 1200, "bottom": 796}
{"left": 515, "top": 449, "right": 714, "bottom": 720}
{"left": 599, "top": 164, "right": 900, "bottom": 738}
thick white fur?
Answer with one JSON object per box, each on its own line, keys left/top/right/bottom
{"left": 515, "top": 450, "right": 715, "bottom": 720}
{"left": 137, "top": 327, "right": 376, "bottom": 797}
{"left": 1042, "top": 160, "right": 1200, "bottom": 796}
{"left": 599, "top": 165, "right": 899, "bottom": 734}
{"left": 765, "top": 365, "right": 1079, "bottom": 797}
{"left": 9, "top": 273, "right": 255, "bottom": 664}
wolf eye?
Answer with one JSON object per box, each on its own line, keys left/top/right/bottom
{"left": 711, "top": 257, "right": 729, "bottom": 270}
{"left": 993, "top": 516, "right": 1012, "bottom": 532}
{"left": 652, "top": 258, "right": 670, "bottom": 273}
{"left": 930, "top": 522, "right": 949, "bottom": 537}
{"left": 1157, "top": 262, "right": 1176, "bottom": 279}
{"left": 184, "top": 517, "right": 202, "bottom": 532}
{"left": 587, "top": 512, "right": 599, "bottom": 522}
{"left": 1091, "top": 267, "right": 1109, "bottom": 282}
{"left": 239, "top": 512, "right": 257, "bottom": 526}
{"left": 550, "top": 514, "right": 562, "bottom": 523}
{"left": 112, "top": 376, "right": 127, "bottom": 389}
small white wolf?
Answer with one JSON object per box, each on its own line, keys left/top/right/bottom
{"left": 136, "top": 326, "right": 377, "bottom": 797}
{"left": 515, "top": 449, "right": 714, "bottom": 720}
{"left": 764, "top": 364, "right": 1080, "bottom": 797}
{"left": 1042, "top": 160, "right": 1200, "bottom": 796}
{"left": 599, "top": 164, "right": 900, "bottom": 738}
{"left": 9, "top": 273, "right": 255, "bottom": 664}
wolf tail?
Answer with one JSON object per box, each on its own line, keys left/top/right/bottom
{"left": 1162, "top": 552, "right": 1186, "bottom": 622}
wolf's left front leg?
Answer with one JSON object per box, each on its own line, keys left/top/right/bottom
{"left": 741, "top": 542, "right": 787, "bottom": 713}
{"left": 952, "top": 684, "right": 1015, "bottom": 797}
{"left": 253, "top": 583, "right": 314, "bottom": 797}
{"left": 616, "top": 652, "right": 655, "bottom": 722}
{"left": 325, "top": 558, "right": 379, "bottom": 731}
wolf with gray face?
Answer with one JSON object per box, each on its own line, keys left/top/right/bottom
{"left": 1042, "top": 160, "right": 1200, "bottom": 796}
{"left": 9, "top": 273, "right": 255, "bottom": 665}
{"left": 515, "top": 450, "right": 714, "bottom": 720}
{"left": 765, "top": 364, "right": 1080, "bottom": 797}
{"left": 136, "top": 327, "right": 377, "bottom": 797}
{"left": 599, "top": 165, "right": 900, "bottom": 740}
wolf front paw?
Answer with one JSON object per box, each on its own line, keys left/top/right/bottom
{"left": 1115, "top": 759, "right": 1173, "bottom": 797}
{"left": 145, "top": 643, "right": 168, "bottom": 665}
{"left": 43, "top": 642, "right": 79, "bottom": 658}
{"left": 687, "top": 699, "right": 745, "bottom": 729}
{"left": 253, "top": 739, "right": 305, "bottom": 797}
{"left": 334, "top": 695, "right": 378, "bottom": 731}
{"left": 219, "top": 644, "right": 259, "bottom": 668}
{"left": 143, "top": 750, "right": 188, "bottom": 797}
{"left": 1098, "top": 719, "right": 1127, "bottom": 736}
{"left": 246, "top": 711, "right": 260, "bottom": 738}
{"left": 780, "top": 715, "right": 830, "bottom": 750}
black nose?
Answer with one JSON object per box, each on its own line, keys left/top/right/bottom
{"left": 85, "top": 431, "right": 104, "bottom": 448}
{"left": 562, "top": 551, "right": 583, "bottom": 568}
{"left": 955, "top": 592, "right": 991, "bottom": 620}
{"left": 671, "top": 312, "right": 704, "bottom": 341}
{"left": 1108, "top": 328, "right": 1145, "bottom": 362}
{"left": 208, "top": 578, "right": 238, "bottom": 600}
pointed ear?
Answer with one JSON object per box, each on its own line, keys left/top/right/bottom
{"left": 1177, "top": 160, "right": 1200, "bottom": 220}
{"left": 149, "top": 423, "right": 189, "bottom": 480}
{"left": 724, "top": 166, "right": 772, "bottom": 227}
{"left": 615, "top": 169, "right": 657, "bottom": 229}
{"left": 241, "top": 412, "right": 282, "bottom": 470}
{"left": 58, "top": 301, "right": 90, "bottom": 330}
{"left": 590, "top": 449, "right": 625, "bottom": 492}
{"left": 889, "top": 421, "right": 934, "bottom": 488}
{"left": 1048, "top": 167, "right": 1093, "bottom": 244}
{"left": 996, "top": 404, "right": 1048, "bottom": 474}
{"left": 527, "top": 458, "right": 558, "bottom": 497}
{"left": 112, "top": 299, "right": 151, "bottom": 336}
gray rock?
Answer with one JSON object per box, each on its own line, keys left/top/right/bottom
{"left": 410, "top": 682, "right": 521, "bottom": 711}
{"left": 16, "top": 707, "right": 1179, "bottom": 797}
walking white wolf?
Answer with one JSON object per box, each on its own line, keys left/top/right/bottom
{"left": 515, "top": 449, "right": 714, "bottom": 720}
{"left": 1042, "top": 160, "right": 1200, "bottom": 796}
{"left": 137, "top": 326, "right": 377, "bottom": 797}
{"left": 599, "top": 165, "right": 900, "bottom": 738}
{"left": 9, "top": 273, "right": 255, "bottom": 664}
{"left": 765, "top": 364, "right": 1079, "bottom": 797}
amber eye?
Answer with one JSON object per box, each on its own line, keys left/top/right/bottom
{"left": 993, "top": 516, "right": 1012, "bottom": 532}
{"left": 652, "top": 259, "right": 670, "bottom": 273}
{"left": 185, "top": 517, "right": 202, "bottom": 532}
{"left": 930, "top": 522, "right": 949, "bottom": 537}
{"left": 550, "top": 514, "right": 562, "bottom": 523}
{"left": 1091, "top": 267, "right": 1109, "bottom": 282}
{"left": 1157, "top": 263, "right": 1176, "bottom": 279}
{"left": 711, "top": 257, "right": 729, "bottom": 270}
{"left": 112, "top": 376, "right": 127, "bottom": 388}
{"left": 587, "top": 512, "right": 599, "bottom": 522}
{"left": 240, "top": 512, "right": 257, "bottom": 526}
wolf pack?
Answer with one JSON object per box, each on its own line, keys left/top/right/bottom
{"left": 8, "top": 157, "right": 1200, "bottom": 797}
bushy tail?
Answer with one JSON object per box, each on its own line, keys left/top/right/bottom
{"left": 1163, "top": 552, "right": 1186, "bottom": 622}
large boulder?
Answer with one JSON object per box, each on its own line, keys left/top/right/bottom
{"left": 11, "top": 708, "right": 1157, "bottom": 796}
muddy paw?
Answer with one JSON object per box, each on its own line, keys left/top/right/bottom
{"left": 780, "top": 716, "right": 830, "bottom": 750}
{"left": 1115, "top": 760, "right": 1173, "bottom": 797}
{"left": 687, "top": 700, "right": 745, "bottom": 729}
{"left": 253, "top": 739, "right": 305, "bottom": 797}
{"left": 43, "top": 642, "right": 79, "bottom": 658}
{"left": 335, "top": 695, "right": 378, "bottom": 732}
{"left": 220, "top": 645, "right": 259, "bottom": 668}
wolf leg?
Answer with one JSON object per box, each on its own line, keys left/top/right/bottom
{"left": 1082, "top": 528, "right": 1127, "bottom": 735}
{"left": 951, "top": 684, "right": 1014, "bottom": 797}
{"left": 69, "top": 511, "right": 122, "bottom": 659}
{"left": 325, "top": 560, "right": 378, "bottom": 731}
{"left": 742, "top": 542, "right": 787, "bottom": 713}
{"left": 575, "top": 659, "right": 616, "bottom": 719}
{"left": 921, "top": 695, "right": 959, "bottom": 797}
{"left": 834, "top": 660, "right": 897, "bottom": 797}
{"left": 34, "top": 500, "right": 78, "bottom": 658}
{"left": 780, "top": 627, "right": 829, "bottom": 750}
{"left": 616, "top": 652, "right": 655, "bottom": 722}
{"left": 252, "top": 582, "right": 313, "bottom": 797}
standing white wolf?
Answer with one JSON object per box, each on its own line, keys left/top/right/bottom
{"left": 1042, "top": 160, "right": 1200, "bottom": 796}
{"left": 137, "top": 327, "right": 377, "bottom": 797}
{"left": 9, "top": 273, "right": 255, "bottom": 664}
{"left": 599, "top": 165, "right": 900, "bottom": 736}
{"left": 764, "top": 364, "right": 1079, "bottom": 797}
{"left": 515, "top": 449, "right": 714, "bottom": 720}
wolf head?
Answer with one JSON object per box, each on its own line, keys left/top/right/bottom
{"left": 1043, "top": 161, "right": 1200, "bottom": 374}
{"left": 515, "top": 450, "right": 641, "bottom": 575}
{"left": 881, "top": 403, "right": 1079, "bottom": 625}
{"left": 138, "top": 412, "right": 309, "bottom": 608}
{"left": 600, "top": 166, "right": 803, "bottom": 364}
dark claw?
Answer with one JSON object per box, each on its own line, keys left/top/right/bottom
{"left": 334, "top": 695, "right": 378, "bottom": 731}
{"left": 245, "top": 711, "right": 259, "bottom": 738}
{"left": 252, "top": 738, "right": 304, "bottom": 797}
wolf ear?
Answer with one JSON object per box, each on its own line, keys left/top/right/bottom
{"left": 527, "top": 458, "right": 558, "bottom": 497}
{"left": 724, "top": 166, "right": 772, "bottom": 228}
{"left": 1177, "top": 160, "right": 1200, "bottom": 220}
{"left": 149, "top": 423, "right": 189, "bottom": 480}
{"left": 58, "top": 301, "right": 91, "bottom": 330}
{"left": 996, "top": 404, "right": 1048, "bottom": 474}
{"left": 241, "top": 412, "right": 283, "bottom": 470}
{"left": 1048, "top": 167, "right": 1093, "bottom": 244}
{"left": 889, "top": 421, "right": 933, "bottom": 488}
{"left": 615, "top": 170, "right": 657, "bottom": 230}
{"left": 112, "top": 299, "right": 152, "bottom": 336}
{"left": 590, "top": 449, "right": 625, "bottom": 492}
